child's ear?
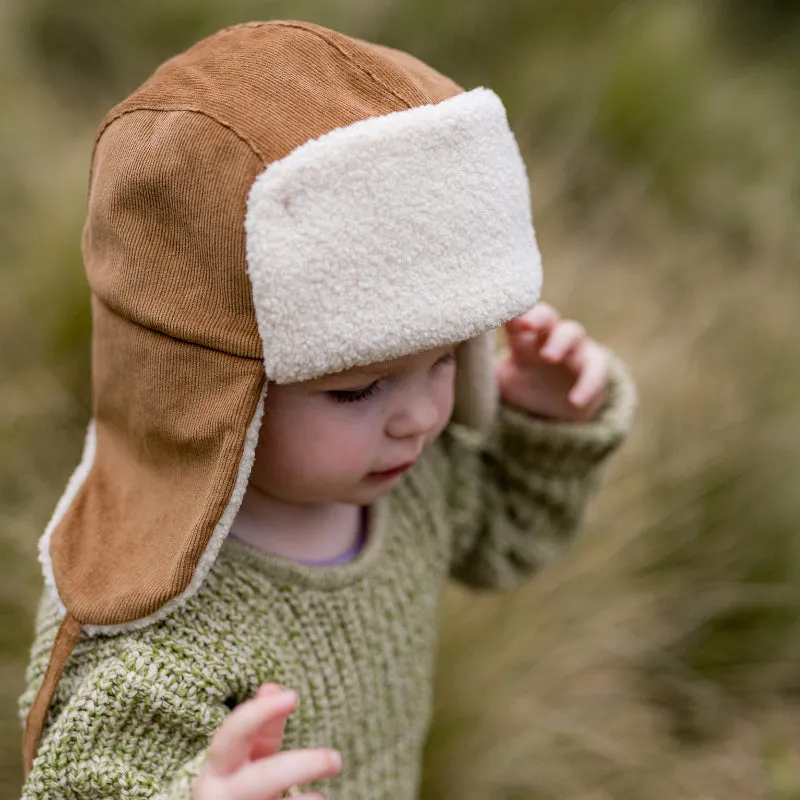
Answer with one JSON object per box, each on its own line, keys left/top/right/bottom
{"left": 451, "top": 332, "right": 498, "bottom": 431}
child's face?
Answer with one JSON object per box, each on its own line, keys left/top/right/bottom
{"left": 249, "top": 345, "right": 457, "bottom": 505}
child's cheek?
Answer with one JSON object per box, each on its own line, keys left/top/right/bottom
{"left": 305, "top": 402, "right": 382, "bottom": 476}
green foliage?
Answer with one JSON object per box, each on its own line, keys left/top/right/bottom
{"left": 19, "top": 0, "right": 262, "bottom": 107}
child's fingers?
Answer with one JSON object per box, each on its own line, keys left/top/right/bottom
{"left": 257, "top": 682, "right": 284, "bottom": 698}
{"left": 567, "top": 342, "right": 608, "bottom": 408}
{"left": 208, "top": 691, "right": 297, "bottom": 777}
{"left": 504, "top": 305, "right": 561, "bottom": 362}
{"left": 527, "top": 302, "right": 561, "bottom": 332}
{"left": 540, "top": 320, "right": 586, "bottom": 363}
{"left": 231, "top": 748, "right": 342, "bottom": 800}
{"left": 504, "top": 302, "right": 560, "bottom": 338}
{"left": 250, "top": 685, "right": 291, "bottom": 760}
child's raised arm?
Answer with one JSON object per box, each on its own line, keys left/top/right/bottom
{"left": 440, "top": 305, "right": 637, "bottom": 590}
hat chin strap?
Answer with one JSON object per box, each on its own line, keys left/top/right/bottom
{"left": 452, "top": 331, "right": 498, "bottom": 431}
{"left": 22, "top": 612, "right": 83, "bottom": 777}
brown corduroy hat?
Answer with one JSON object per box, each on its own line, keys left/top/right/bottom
{"left": 23, "top": 20, "right": 542, "bottom": 771}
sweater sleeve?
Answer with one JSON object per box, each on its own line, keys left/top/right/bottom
{"left": 19, "top": 606, "right": 224, "bottom": 800}
{"left": 441, "top": 351, "right": 637, "bottom": 590}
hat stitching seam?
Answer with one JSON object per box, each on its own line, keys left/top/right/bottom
{"left": 93, "top": 294, "right": 263, "bottom": 362}
{"left": 268, "top": 21, "right": 419, "bottom": 110}
{"left": 215, "top": 20, "right": 420, "bottom": 109}
{"left": 93, "top": 105, "right": 269, "bottom": 169}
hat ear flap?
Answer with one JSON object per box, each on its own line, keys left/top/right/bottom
{"left": 451, "top": 331, "right": 498, "bottom": 431}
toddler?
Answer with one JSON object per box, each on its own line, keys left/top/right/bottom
{"left": 19, "top": 20, "right": 636, "bottom": 800}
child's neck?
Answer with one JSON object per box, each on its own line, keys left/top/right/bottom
{"left": 231, "top": 484, "right": 363, "bottom": 563}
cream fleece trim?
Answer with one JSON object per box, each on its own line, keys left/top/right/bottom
{"left": 39, "top": 383, "right": 268, "bottom": 636}
{"left": 245, "top": 87, "right": 542, "bottom": 384}
{"left": 38, "top": 421, "right": 97, "bottom": 619}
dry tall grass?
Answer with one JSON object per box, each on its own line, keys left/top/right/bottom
{"left": 2, "top": 1, "right": 799, "bottom": 798}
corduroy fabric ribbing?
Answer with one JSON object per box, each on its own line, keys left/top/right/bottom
{"left": 50, "top": 298, "right": 266, "bottom": 625}
{"left": 21, "top": 362, "right": 637, "bottom": 800}
{"left": 85, "top": 110, "right": 264, "bottom": 356}
{"left": 100, "top": 21, "right": 461, "bottom": 166}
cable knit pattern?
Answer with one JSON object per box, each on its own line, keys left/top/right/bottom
{"left": 19, "top": 362, "right": 636, "bottom": 800}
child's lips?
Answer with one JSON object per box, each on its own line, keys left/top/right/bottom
{"left": 368, "top": 461, "right": 416, "bottom": 480}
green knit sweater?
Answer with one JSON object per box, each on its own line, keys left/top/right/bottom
{"left": 19, "top": 367, "right": 635, "bottom": 800}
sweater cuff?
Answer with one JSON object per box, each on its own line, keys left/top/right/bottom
{"left": 494, "top": 349, "right": 637, "bottom": 478}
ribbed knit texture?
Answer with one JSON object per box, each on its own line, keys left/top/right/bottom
{"left": 20, "top": 363, "right": 636, "bottom": 800}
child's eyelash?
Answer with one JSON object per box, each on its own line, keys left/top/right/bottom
{"left": 327, "top": 352, "right": 452, "bottom": 404}
{"left": 328, "top": 382, "right": 380, "bottom": 404}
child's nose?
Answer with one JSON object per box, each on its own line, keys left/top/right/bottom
{"left": 385, "top": 385, "right": 440, "bottom": 440}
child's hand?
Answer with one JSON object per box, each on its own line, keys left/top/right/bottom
{"left": 497, "top": 302, "right": 609, "bottom": 422}
{"left": 193, "top": 683, "right": 341, "bottom": 800}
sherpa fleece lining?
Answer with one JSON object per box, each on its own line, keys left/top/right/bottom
{"left": 245, "top": 87, "right": 542, "bottom": 383}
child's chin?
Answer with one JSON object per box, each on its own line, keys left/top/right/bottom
{"left": 337, "top": 477, "right": 400, "bottom": 505}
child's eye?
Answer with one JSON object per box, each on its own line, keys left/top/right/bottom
{"left": 434, "top": 351, "right": 456, "bottom": 368}
{"left": 327, "top": 381, "right": 380, "bottom": 404}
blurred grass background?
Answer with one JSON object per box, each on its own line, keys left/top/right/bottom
{"left": 2, "top": 0, "right": 800, "bottom": 797}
